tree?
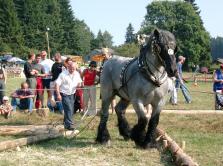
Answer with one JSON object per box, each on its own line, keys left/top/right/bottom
{"left": 141, "top": 1, "right": 211, "bottom": 69}
{"left": 102, "top": 30, "right": 113, "bottom": 48}
{"left": 114, "top": 43, "right": 139, "bottom": 57}
{"left": 72, "top": 19, "right": 91, "bottom": 55}
{"left": 0, "top": 0, "right": 24, "bottom": 55}
{"left": 125, "top": 23, "right": 135, "bottom": 44}
{"left": 211, "top": 37, "right": 223, "bottom": 60}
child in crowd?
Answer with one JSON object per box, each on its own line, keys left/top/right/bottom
{"left": 0, "top": 96, "right": 13, "bottom": 119}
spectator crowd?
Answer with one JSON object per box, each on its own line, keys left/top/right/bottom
{"left": 0, "top": 50, "right": 103, "bottom": 131}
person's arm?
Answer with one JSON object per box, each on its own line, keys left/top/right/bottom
{"left": 11, "top": 91, "right": 19, "bottom": 98}
{"left": 81, "top": 69, "right": 86, "bottom": 80}
{"left": 2, "top": 68, "right": 7, "bottom": 84}
{"left": 55, "top": 74, "right": 62, "bottom": 101}
{"left": 55, "top": 83, "right": 62, "bottom": 101}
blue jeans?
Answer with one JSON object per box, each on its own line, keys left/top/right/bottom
{"left": 47, "top": 100, "right": 64, "bottom": 114}
{"left": 175, "top": 80, "right": 192, "bottom": 103}
{"left": 61, "top": 93, "right": 76, "bottom": 128}
{"left": 11, "top": 98, "right": 33, "bottom": 112}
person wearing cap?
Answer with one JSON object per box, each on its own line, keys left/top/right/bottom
{"left": 82, "top": 61, "right": 99, "bottom": 116}
{"left": 0, "top": 96, "right": 12, "bottom": 119}
{"left": 213, "top": 64, "right": 223, "bottom": 109}
{"left": 40, "top": 50, "right": 54, "bottom": 107}
{"left": 100, "top": 48, "right": 116, "bottom": 113}
{"left": 173, "top": 55, "right": 192, "bottom": 104}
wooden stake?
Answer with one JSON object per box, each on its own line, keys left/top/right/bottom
{"left": 156, "top": 128, "right": 198, "bottom": 166}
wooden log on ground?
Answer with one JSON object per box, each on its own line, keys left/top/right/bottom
{"left": 0, "top": 127, "right": 79, "bottom": 152}
{"left": 0, "top": 125, "right": 64, "bottom": 136}
{"left": 0, "top": 129, "right": 61, "bottom": 152}
{"left": 156, "top": 128, "right": 199, "bottom": 166}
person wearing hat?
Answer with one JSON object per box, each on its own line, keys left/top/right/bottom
{"left": 82, "top": 61, "right": 99, "bottom": 116}
{"left": 0, "top": 96, "right": 13, "bottom": 119}
{"left": 171, "top": 55, "right": 192, "bottom": 104}
{"left": 100, "top": 48, "right": 116, "bottom": 113}
{"left": 213, "top": 64, "right": 223, "bottom": 109}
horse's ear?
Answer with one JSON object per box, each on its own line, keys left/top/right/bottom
{"left": 154, "top": 29, "right": 160, "bottom": 39}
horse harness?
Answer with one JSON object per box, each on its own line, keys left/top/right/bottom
{"left": 118, "top": 40, "right": 168, "bottom": 96}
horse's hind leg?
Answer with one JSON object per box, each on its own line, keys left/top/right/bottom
{"left": 115, "top": 98, "right": 130, "bottom": 140}
{"left": 96, "top": 98, "right": 112, "bottom": 144}
{"left": 131, "top": 101, "right": 148, "bottom": 147}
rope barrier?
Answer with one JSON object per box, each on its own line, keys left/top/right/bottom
{"left": 0, "top": 86, "right": 101, "bottom": 92}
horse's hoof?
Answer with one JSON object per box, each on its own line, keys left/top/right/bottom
{"left": 124, "top": 137, "right": 130, "bottom": 141}
{"left": 143, "top": 142, "right": 157, "bottom": 149}
{"left": 95, "top": 140, "right": 111, "bottom": 147}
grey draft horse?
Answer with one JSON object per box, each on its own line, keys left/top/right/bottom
{"left": 96, "top": 29, "right": 177, "bottom": 148}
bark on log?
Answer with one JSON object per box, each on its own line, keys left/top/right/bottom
{"left": 156, "top": 128, "right": 199, "bottom": 166}
{"left": 0, "top": 125, "right": 64, "bottom": 136}
{"left": 0, "top": 127, "right": 78, "bottom": 152}
{"left": 0, "top": 131, "right": 60, "bottom": 152}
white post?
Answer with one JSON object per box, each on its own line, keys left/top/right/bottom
{"left": 46, "top": 28, "right": 50, "bottom": 59}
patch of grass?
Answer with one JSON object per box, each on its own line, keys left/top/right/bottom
{"left": 0, "top": 113, "right": 173, "bottom": 166}
{"left": 159, "top": 114, "right": 223, "bottom": 166}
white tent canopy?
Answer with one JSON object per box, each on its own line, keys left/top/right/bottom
{"left": 7, "top": 57, "right": 25, "bottom": 63}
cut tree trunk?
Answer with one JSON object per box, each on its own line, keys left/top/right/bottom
{"left": 0, "top": 125, "right": 64, "bottom": 136}
{"left": 0, "top": 126, "right": 77, "bottom": 152}
{"left": 156, "top": 128, "right": 198, "bottom": 166}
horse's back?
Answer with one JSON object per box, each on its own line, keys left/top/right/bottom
{"left": 101, "top": 56, "right": 133, "bottom": 90}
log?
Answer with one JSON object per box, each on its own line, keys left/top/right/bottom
{"left": 0, "top": 127, "right": 78, "bottom": 152}
{"left": 156, "top": 128, "right": 199, "bottom": 166}
{"left": 0, "top": 130, "right": 61, "bottom": 152}
{"left": 0, "top": 125, "right": 64, "bottom": 136}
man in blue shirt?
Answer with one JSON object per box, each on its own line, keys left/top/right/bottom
{"left": 172, "top": 56, "right": 192, "bottom": 104}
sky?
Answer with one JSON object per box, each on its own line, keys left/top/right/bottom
{"left": 71, "top": 0, "right": 223, "bottom": 46}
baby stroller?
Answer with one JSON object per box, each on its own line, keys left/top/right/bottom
{"left": 215, "top": 91, "right": 223, "bottom": 110}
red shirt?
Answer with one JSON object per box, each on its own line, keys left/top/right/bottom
{"left": 83, "top": 69, "right": 97, "bottom": 86}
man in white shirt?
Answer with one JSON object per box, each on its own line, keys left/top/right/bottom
{"left": 40, "top": 51, "right": 54, "bottom": 106}
{"left": 55, "top": 62, "right": 82, "bottom": 130}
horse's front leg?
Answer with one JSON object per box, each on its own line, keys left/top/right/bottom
{"left": 115, "top": 99, "right": 130, "bottom": 140}
{"left": 131, "top": 101, "right": 148, "bottom": 147}
{"left": 96, "top": 99, "right": 111, "bottom": 144}
{"left": 143, "top": 105, "right": 161, "bottom": 148}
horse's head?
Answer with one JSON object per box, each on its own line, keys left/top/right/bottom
{"left": 149, "top": 29, "right": 177, "bottom": 77}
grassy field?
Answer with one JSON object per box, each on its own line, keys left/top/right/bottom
{"left": 0, "top": 75, "right": 222, "bottom": 165}
{"left": 0, "top": 113, "right": 223, "bottom": 166}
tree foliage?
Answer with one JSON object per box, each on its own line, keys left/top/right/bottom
{"left": 90, "top": 30, "right": 113, "bottom": 49}
{"left": 211, "top": 37, "right": 223, "bottom": 60}
{"left": 114, "top": 43, "right": 139, "bottom": 58}
{"left": 0, "top": 0, "right": 111, "bottom": 57}
{"left": 141, "top": 1, "right": 211, "bottom": 69}
{"left": 125, "top": 23, "right": 135, "bottom": 44}
{"left": 0, "top": 0, "right": 24, "bottom": 54}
